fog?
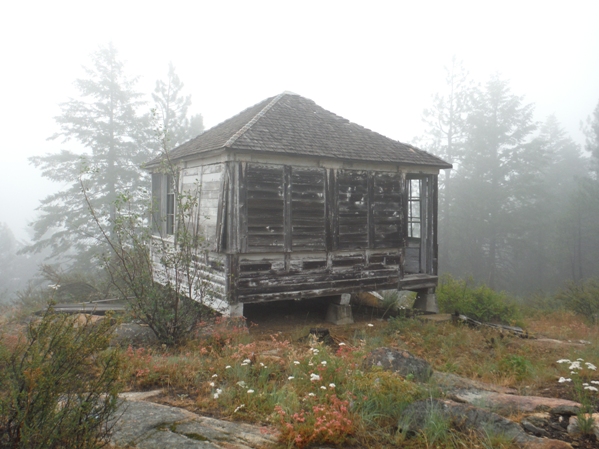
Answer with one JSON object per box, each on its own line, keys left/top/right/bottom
{"left": 0, "top": 0, "right": 598, "bottom": 303}
{"left": 0, "top": 1, "right": 596, "bottom": 240}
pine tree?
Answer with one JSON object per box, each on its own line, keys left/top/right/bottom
{"left": 152, "top": 62, "right": 204, "bottom": 150}
{"left": 27, "top": 43, "right": 151, "bottom": 265}
{"left": 420, "top": 57, "right": 474, "bottom": 271}
{"left": 511, "top": 115, "right": 586, "bottom": 292}
{"left": 451, "top": 74, "right": 537, "bottom": 289}
{"left": 583, "top": 99, "right": 599, "bottom": 177}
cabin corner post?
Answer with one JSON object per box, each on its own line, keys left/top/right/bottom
{"left": 412, "top": 174, "right": 440, "bottom": 314}
{"left": 432, "top": 174, "right": 439, "bottom": 276}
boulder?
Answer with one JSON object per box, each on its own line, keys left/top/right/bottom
{"left": 362, "top": 348, "right": 432, "bottom": 382}
{"left": 448, "top": 389, "right": 581, "bottom": 416}
{"left": 111, "top": 398, "right": 278, "bottom": 449}
{"left": 401, "top": 399, "right": 572, "bottom": 449}
{"left": 432, "top": 371, "right": 517, "bottom": 394}
{"left": 112, "top": 323, "right": 158, "bottom": 347}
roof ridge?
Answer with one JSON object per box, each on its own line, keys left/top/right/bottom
{"left": 223, "top": 92, "right": 288, "bottom": 148}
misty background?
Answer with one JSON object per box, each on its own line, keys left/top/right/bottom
{"left": 1, "top": 0, "right": 599, "bottom": 303}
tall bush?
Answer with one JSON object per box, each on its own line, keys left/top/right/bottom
{"left": 83, "top": 114, "right": 216, "bottom": 347}
{"left": 437, "top": 275, "right": 521, "bottom": 324}
{"left": 0, "top": 310, "right": 121, "bottom": 448}
{"left": 555, "top": 278, "right": 599, "bottom": 324}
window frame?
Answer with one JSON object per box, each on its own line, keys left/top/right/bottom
{"left": 151, "top": 172, "right": 177, "bottom": 237}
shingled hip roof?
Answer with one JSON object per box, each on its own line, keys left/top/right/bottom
{"left": 147, "top": 92, "right": 452, "bottom": 169}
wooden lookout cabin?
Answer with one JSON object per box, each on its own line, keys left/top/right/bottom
{"left": 146, "top": 92, "right": 452, "bottom": 318}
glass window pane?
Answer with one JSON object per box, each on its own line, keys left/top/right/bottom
{"left": 411, "top": 223, "right": 420, "bottom": 238}
{"left": 411, "top": 202, "right": 420, "bottom": 219}
{"left": 410, "top": 179, "right": 420, "bottom": 198}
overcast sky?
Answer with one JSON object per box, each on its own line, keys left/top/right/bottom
{"left": 2, "top": 0, "right": 599, "bottom": 241}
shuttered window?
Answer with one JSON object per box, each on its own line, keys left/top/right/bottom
{"left": 291, "top": 167, "right": 326, "bottom": 250}
{"left": 246, "top": 164, "right": 285, "bottom": 251}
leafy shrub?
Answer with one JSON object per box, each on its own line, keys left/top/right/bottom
{"left": 555, "top": 278, "right": 599, "bottom": 324}
{"left": 498, "top": 355, "right": 532, "bottom": 381}
{"left": 0, "top": 310, "right": 122, "bottom": 449}
{"left": 437, "top": 276, "right": 521, "bottom": 324}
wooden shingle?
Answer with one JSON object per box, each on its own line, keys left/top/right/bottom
{"left": 148, "top": 92, "right": 451, "bottom": 169}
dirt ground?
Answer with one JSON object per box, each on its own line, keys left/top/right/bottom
{"left": 243, "top": 296, "right": 390, "bottom": 341}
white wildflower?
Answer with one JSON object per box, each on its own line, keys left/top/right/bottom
{"left": 367, "top": 323, "right": 374, "bottom": 327}
{"left": 338, "top": 342, "right": 346, "bottom": 346}
{"left": 320, "top": 386, "right": 327, "bottom": 390}
{"left": 558, "top": 377, "right": 572, "bottom": 383}
{"left": 293, "top": 361, "right": 300, "bottom": 365}
{"left": 584, "top": 386, "right": 599, "bottom": 392}
{"left": 213, "top": 393, "right": 219, "bottom": 399}
{"left": 247, "top": 389, "right": 254, "bottom": 394}
{"left": 310, "top": 373, "right": 321, "bottom": 382}
{"left": 288, "top": 376, "right": 295, "bottom": 380}
{"left": 556, "top": 359, "right": 571, "bottom": 364}
{"left": 209, "top": 382, "right": 215, "bottom": 387}
{"left": 329, "top": 383, "right": 336, "bottom": 388}
{"left": 212, "top": 374, "right": 218, "bottom": 378}
{"left": 308, "top": 393, "right": 315, "bottom": 397}
{"left": 569, "top": 361, "right": 582, "bottom": 370}
{"left": 586, "top": 363, "right": 597, "bottom": 370}
{"left": 243, "top": 359, "right": 251, "bottom": 364}
{"left": 234, "top": 404, "right": 245, "bottom": 413}
{"left": 591, "top": 381, "right": 599, "bottom": 385}
{"left": 225, "top": 365, "right": 232, "bottom": 369}
{"left": 321, "top": 361, "right": 327, "bottom": 366}
{"left": 237, "top": 381, "right": 247, "bottom": 388}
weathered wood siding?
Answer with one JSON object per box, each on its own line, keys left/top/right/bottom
{"left": 155, "top": 160, "right": 439, "bottom": 306}
{"left": 181, "top": 163, "right": 224, "bottom": 250}
{"left": 225, "top": 162, "right": 429, "bottom": 303}
{"left": 236, "top": 251, "right": 401, "bottom": 303}
{"left": 150, "top": 237, "right": 229, "bottom": 312}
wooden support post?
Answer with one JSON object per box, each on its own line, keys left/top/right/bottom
{"left": 412, "top": 288, "right": 438, "bottom": 313}
{"left": 228, "top": 303, "right": 244, "bottom": 318}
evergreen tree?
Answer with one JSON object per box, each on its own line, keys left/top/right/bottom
{"left": 583, "top": 99, "right": 599, "bottom": 177}
{"left": 420, "top": 57, "right": 473, "bottom": 271}
{"left": 451, "top": 74, "right": 537, "bottom": 289}
{"left": 511, "top": 115, "right": 586, "bottom": 293}
{"left": 26, "top": 43, "right": 151, "bottom": 265}
{"left": 152, "top": 62, "right": 204, "bottom": 150}
{"left": 561, "top": 99, "right": 599, "bottom": 281}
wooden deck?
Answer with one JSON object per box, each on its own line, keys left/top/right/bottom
{"left": 40, "top": 299, "right": 127, "bottom": 315}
